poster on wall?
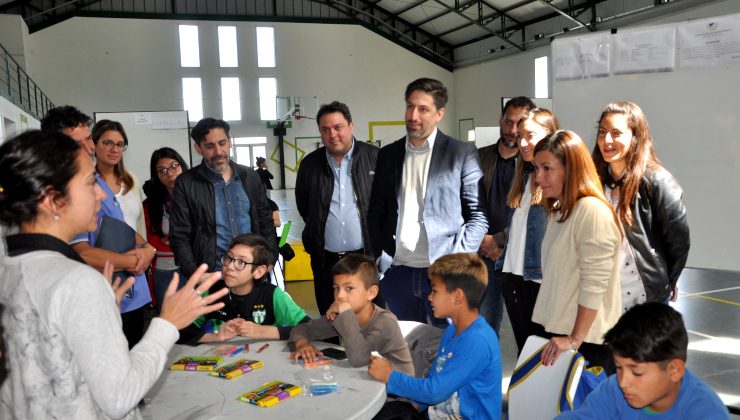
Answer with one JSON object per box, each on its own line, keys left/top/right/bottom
{"left": 552, "top": 33, "right": 610, "bottom": 80}
{"left": 552, "top": 37, "right": 584, "bottom": 80}
{"left": 553, "top": 33, "right": 610, "bottom": 80}
{"left": 613, "top": 26, "right": 676, "bottom": 74}
{"left": 677, "top": 13, "right": 740, "bottom": 69}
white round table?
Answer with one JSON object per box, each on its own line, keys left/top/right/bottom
{"left": 141, "top": 339, "right": 386, "bottom": 420}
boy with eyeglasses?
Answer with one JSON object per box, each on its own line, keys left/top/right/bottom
{"left": 178, "top": 233, "right": 309, "bottom": 345}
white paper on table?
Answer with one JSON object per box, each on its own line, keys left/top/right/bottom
{"left": 613, "top": 25, "right": 676, "bottom": 74}
{"left": 678, "top": 13, "right": 740, "bottom": 69}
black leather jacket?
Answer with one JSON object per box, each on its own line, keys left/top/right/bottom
{"left": 295, "top": 139, "right": 378, "bottom": 261}
{"left": 618, "top": 168, "right": 690, "bottom": 302}
{"left": 170, "top": 161, "right": 277, "bottom": 278}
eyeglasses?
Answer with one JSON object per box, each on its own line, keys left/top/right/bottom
{"left": 156, "top": 161, "right": 181, "bottom": 176}
{"left": 100, "top": 139, "right": 128, "bottom": 151}
{"left": 221, "top": 253, "right": 257, "bottom": 271}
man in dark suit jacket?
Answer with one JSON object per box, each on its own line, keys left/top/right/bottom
{"left": 368, "top": 78, "right": 487, "bottom": 327}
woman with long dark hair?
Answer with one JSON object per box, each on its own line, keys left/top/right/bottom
{"left": 0, "top": 130, "right": 226, "bottom": 419}
{"left": 498, "top": 108, "right": 559, "bottom": 354}
{"left": 593, "top": 102, "right": 689, "bottom": 310}
{"left": 532, "top": 130, "right": 621, "bottom": 373}
{"left": 143, "top": 147, "right": 189, "bottom": 309}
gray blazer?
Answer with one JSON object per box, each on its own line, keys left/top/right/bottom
{"left": 368, "top": 130, "right": 488, "bottom": 267}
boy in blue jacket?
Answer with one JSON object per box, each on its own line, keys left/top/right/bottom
{"left": 558, "top": 302, "right": 728, "bottom": 419}
{"left": 368, "top": 253, "right": 502, "bottom": 419}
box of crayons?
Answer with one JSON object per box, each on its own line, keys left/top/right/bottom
{"left": 209, "top": 359, "right": 264, "bottom": 379}
{"left": 169, "top": 356, "right": 223, "bottom": 371}
{"left": 238, "top": 381, "right": 302, "bottom": 407}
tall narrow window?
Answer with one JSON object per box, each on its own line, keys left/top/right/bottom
{"left": 535, "top": 56, "right": 548, "bottom": 98}
{"left": 256, "top": 27, "right": 276, "bottom": 68}
{"left": 258, "top": 78, "right": 277, "bottom": 120}
{"left": 182, "top": 78, "right": 203, "bottom": 122}
{"left": 221, "top": 77, "right": 241, "bottom": 121}
{"left": 178, "top": 25, "right": 200, "bottom": 67}
{"left": 218, "top": 26, "right": 238, "bottom": 67}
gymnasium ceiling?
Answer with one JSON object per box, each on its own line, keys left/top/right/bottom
{"left": 0, "top": 0, "right": 716, "bottom": 69}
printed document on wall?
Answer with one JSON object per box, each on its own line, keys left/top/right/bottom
{"left": 678, "top": 13, "right": 740, "bottom": 69}
{"left": 552, "top": 33, "right": 610, "bottom": 80}
{"left": 613, "top": 26, "right": 676, "bottom": 74}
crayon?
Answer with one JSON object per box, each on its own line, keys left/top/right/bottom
{"left": 256, "top": 343, "right": 269, "bottom": 353}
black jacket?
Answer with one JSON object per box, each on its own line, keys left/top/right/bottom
{"left": 170, "top": 161, "right": 278, "bottom": 278}
{"left": 617, "top": 168, "right": 690, "bottom": 302}
{"left": 295, "top": 139, "right": 378, "bottom": 261}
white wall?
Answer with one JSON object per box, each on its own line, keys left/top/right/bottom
{"left": 24, "top": 17, "right": 453, "bottom": 188}
{"left": 452, "top": 0, "right": 740, "bottom": 122}
{"left": 453, "top": 45, "right": 550, "bottom": 128}
{"left": 0, "top": 14, "right": 29, "bottom": 70}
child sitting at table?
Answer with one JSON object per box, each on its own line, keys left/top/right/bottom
{"left": 557, "top": 302, "right": 729, "bottom": 419}
{"left": 289, "top": 254, "right": 414, "bottom": 376}
{"left": 178, "top": 233, "right": 309, "bottom": 345}
{"left": 368, "top": 253, "right": 502, "bottom": 419}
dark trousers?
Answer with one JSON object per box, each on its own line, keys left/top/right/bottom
{"left": 501, "top": 272, "right": 547, "bottom": 355}
{"left": 381, "top": 265, "right": 447, "bottom": 328}
{"left": 373, "top": 400, "right": 427, "bottom": 420}
{"left": 311, "top": 249, "right": 385, "bottom": 315}
{"left": 121, "top": 304, "right": 147, "bottom": 349}
{"left": 479, "top": 258, "right": 504, "bottom": 335}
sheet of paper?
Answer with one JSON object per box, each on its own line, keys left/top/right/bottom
{"left": 613, "top": 25, "right": 676, "bottom": 74}
{"left": 553, "top": 33, "right": 610, "bottom": 80}
{"left": 678, "top": 13, "right": 740, "bottom": 69}
{"left": 152, "top": 114, "right": 188, "bottom": 130}
{"left": 134, "top": 112, "right": 151, "bottom": 125}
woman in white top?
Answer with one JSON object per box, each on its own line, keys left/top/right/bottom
{"left": 0, "top": 130, "right": 227, "bottom": 419}
{"left": 498, "top": 108, "right": 559, "bottom": 355}
{"left": 532, "top": 130, "right": 621, "bottom": 374}
{"left": 92, "top": 119, "right": 151, "bottom": 346}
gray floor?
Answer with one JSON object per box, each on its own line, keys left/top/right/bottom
{"left": 273, "top": 188, "right": 740, "bottom": 416}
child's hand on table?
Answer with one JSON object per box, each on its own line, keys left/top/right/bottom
{"left": 214, "top": 319, "right": 240, "bottom": 341}
{"left": 237, "top": 320, "right": 268, "bottom": 338}
{"left": 291, "top": 340, "right": 323, "bottom": 363}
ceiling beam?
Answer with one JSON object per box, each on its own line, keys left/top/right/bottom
{"left": 430, "top": 0, "right": 523, "bottom": 51}
{"left": 394, "top": 0, "right": 428, "bottom": 16}
{"left": 537, "top": 0, "right": 595, "bottom": 31}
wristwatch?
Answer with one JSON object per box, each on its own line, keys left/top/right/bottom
{"left": 567, "top": 335, "right": 578, "bottom": 351}
{"left": 138, "top": 243, "right": 156, "bottom": 257}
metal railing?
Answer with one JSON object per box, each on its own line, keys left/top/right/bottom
{"left": 0, "top": 42, "right": 54, "bottom": 121}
